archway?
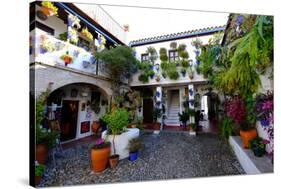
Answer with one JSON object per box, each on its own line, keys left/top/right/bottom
{"left": 45, "top": 82, "right": 110, "bottom": 142}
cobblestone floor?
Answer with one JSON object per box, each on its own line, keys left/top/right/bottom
{"left": 39, "top": 132, "right": 244, "bottom": 187}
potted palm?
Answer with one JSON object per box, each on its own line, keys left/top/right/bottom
{"left": 35, "top": 162, "right": 45, "bottom": 186}
{"left": 178, "top": 111, "right": 189, "bottom": 128}
{"left": 128, "top": 138, "right": 143, "bottom": 161}
{"left": 89, "top": 138, "right": 111, "bottom": 172}
{"left": 104, "top": 108, "right": 129, "bottom": 168}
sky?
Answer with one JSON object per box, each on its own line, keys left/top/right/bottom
{"left": 99, "top": 4, "right": 229, "bottom": 43}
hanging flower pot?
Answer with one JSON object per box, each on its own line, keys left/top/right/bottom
{"left": 82, "top": 61, "right": 90, "bottom": 68}
{"left": 41, "top": 1, "right": 58, "bottom": 17}
{"left": 260, "top": 119, "right": 270, "bottom": 127}
{"left": 60, "top": 51, "right": 73, "bottom": 66}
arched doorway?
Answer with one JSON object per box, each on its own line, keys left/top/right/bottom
{"left": 46, "top": 82, "right": 109, "bottom": 142}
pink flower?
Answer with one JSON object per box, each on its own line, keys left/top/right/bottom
{"left": 96, "top": 138, "right": 104, "bottom": 145}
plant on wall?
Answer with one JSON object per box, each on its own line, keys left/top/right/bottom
{"left": 41, "top": 1, "right": 58, "bottom": 17}
{"left": 170, "top": 42, "right": 177, "bottom": 49}
{"left": 81, "top": 27, "right": 94, "bottom": 41}
{"left": 146, "top": 46, "right": 158, "bottom": 64}
{"left": 137, "top": 61, "right": 155, "bottom": 83}
{"left": 159, "top": 48, "right": 168, "bottom": 62}
{"left": 95, "top": 46, "right": 139, "bottom": 96}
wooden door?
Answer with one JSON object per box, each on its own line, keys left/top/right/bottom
{"left": 60, "top": 100, "right": 79, "bottom": 141}
{"left": 143, "top": 98, "right": 154, "bottom": 123}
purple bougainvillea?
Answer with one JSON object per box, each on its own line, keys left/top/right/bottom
{"left": 225, "top": 96, "right": 246, "bottom": 125}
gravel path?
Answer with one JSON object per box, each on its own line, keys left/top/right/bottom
{"left": 39, "top": 132, "right": 244, "bottom": 187}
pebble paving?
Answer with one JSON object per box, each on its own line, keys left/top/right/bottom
{"left": 39, "top": 132, "right": 244, "bottom": 187}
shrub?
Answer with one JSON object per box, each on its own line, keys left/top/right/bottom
{"left": 35, "top": 163, "right": 46, "bottom": 177}
{"left": 128, "top": 138, "right": 143, "bottom": 152}
{"left": 104, "top": 108, "right": 129, "bottom": 135}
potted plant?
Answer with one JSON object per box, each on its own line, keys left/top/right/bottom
{"left": 81, "top": 27, "right": 93, "bottom": 41}
{"left": 89, "top": 138, "right": 111, "bottom": 172}
{"left": 41, "top": 1, "right": 58, "bottom": 17}
{"left": 187, "top": 67, "right": 194, "bottom": 79}
{"left": 91, "top": 120, "right": 100, "bottom": 135}
{"left": 104, "top": 108, "right": 129, "bottom": 168}
{"left": 181, "top": 68, "right": 186, "bottom": 77}
{"left": 155, "top": 74, "right": 161, "bottom": 82}
{"left": 148, "top": 69, "right": 155, "bottom": 79}
{"left": 35, "top": 162, "right": 45, "bottom": 186}
{"left": 128, "top": 137, "right": 143, "bottom": 161}
{"left": 189, "top": 123, "right": 197, "bottom": 135}
{"left": 178, "top": 111, "right": 189, "bottom": 128}
{"left": 153, "top": 107, "right": 162, "bottom": 130}
{"left": 249, "top": 137, "right": 267, "bottom": 157}
{"left": 60, "top": 51, "right": 73, "bottom": 66}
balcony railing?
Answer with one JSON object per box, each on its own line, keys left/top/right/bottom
{"left": 32, "top": 30, "right": 109, "bottom": 78}
{"left": 74, "top": 3, "right": 126, "bottom": 44}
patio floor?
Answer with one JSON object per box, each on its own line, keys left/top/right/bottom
{"left": 39, "top": 132, "right": 244, "bottom": 187}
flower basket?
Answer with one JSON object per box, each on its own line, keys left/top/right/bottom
{"left": 41, "top": 1, "right": 58, "bottom": 17}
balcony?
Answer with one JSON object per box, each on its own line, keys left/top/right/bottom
{"left": 31, "top": 29, "right": 109, "bottom": 78}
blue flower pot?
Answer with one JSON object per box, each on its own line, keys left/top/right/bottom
{"left": 40, "top": 48, "right": 47, "bottom": 54}
{"left": 260, "top": 119, "right": 270, "bottom": 127}
{"left": 129, "top": 151, "right": 139, "bottom": 161}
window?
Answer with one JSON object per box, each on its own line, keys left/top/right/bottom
{"left": 141, "top": 53, "right": 149, "bottom": 62}
{"left": 169, "top": 50, "right": 178, "bottom": 62}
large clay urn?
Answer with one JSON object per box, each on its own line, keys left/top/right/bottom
{"left": 91, "top": 145, "right": 111, "bottom": 172}
{"left": 240, "top": 129, "right": 257, "bottom": 148}
{"left": 36, "top": 144, "right": 48, "bottom": 164}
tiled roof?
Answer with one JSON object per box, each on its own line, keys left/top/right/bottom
{"left": 129, "top": 25, "right": 226, "bottom": 47}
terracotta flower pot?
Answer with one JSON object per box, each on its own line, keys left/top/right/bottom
{"left": 91, "top": 146, "right": 111, "bottom": 172}
{"left": 36, "top": 144, "right": 48, "bottom": 164}
{"left": 240, "top": 129, "right": 257, "bottom": 148}
{"left": 41, "top": 6, "right": 55, "bottom": 17}
{"left": 153, "top": 122, "right": 161, "bottom": 130}
{"left": 35, "top": 175, "right": 42, "bottom": 186}
{"left": 64, "top": 56, "right": 72, "bottom": 66}
{"left": 109, "top": 154, "right": 119, "bottom": 169}
{"left": 91, "top": 121, "right": 100, "bottom": 134}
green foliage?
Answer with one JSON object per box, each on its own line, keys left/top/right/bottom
{"left": 104, "top": 108, "right": 129, "bottom": 135}
{"left": 128, "top": 137, "right": 143, "bottom": 152}
{"left": 170, "top": 42, "right": 177, "bottom": 49}
{"left": 181, "top": 60, "right": 189, "bottom": 68}
{"left": 95, "top": 46, "right": 139, "bottom": 95}
{"left": 159, "top": 48, "right": 168, "bottom": 61}
{"left": 178, "top": 111, "right": 189, "bottom": 124}
{"left": 177, "top": 44, "right": 187, "bottom": 52}
{"left": 220, "top": 16, "right": 273, "bottom": 97}
{"left": 219, "top": 117, "right": 233, "bottom": 139}
{"left": 188, "top": 109, "right": 195, "bottom": 116}
{"left": 138, "top": 74, "right": 149, "bottom": 83}
{"left": 146, "top": 46, "right": 158, "bottom": 64}
{"left": 191, "top": 38, "right": 203, "bottom": 49}
{"left": 35, "top": 164, "right": 46, "bottom": 176}
{"left": 153, "top": 108, "right": 162, "bottom": 123}
{"left": 179, "top": 51, "right": 189, "bottom": 59}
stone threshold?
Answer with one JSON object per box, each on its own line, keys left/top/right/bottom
{"left": 229, "top": 136, "right": 273, "bottom": 174}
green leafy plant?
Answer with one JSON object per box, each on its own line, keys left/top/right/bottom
{"left": 35, "top": 163, "right": 46, "bottom": 177}
{"left": 159, "top": 48, "right": 168, "bottom": 61}
{"left": 146, "top": 46, "right": 158, "bottom": 64}
{"left": 95, "top": 46, "right": 139, "bottom": 96}
{"left": 178, "top": 111, "right": 189, "bottom": 126}
{"left": 153, "top": 107, "right": 162, "bottom": 123}
{"left": 249, "top": 137, "right": 267, "bottom": 157}
{"left": 128, "top": 137, "right": 144, "bottom": 153}
{"left": 104, "top": 108, "right": 129, "bottom": 154}
{"left": 170, "top": 42, "right": 177, "bottom": 49}
{"left": 219, "top": 117, "right": 234, "bottom": 139}
{"left": 138, "top": 74, "right": 149, "bottom": 83}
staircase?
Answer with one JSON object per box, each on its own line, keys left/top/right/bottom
{"left": 165, "top": 91, "right": 180, "bottom": 126}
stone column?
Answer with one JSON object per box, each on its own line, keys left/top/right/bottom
{"left": 188, "top": 84, "right": 195, "bottom": 124}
